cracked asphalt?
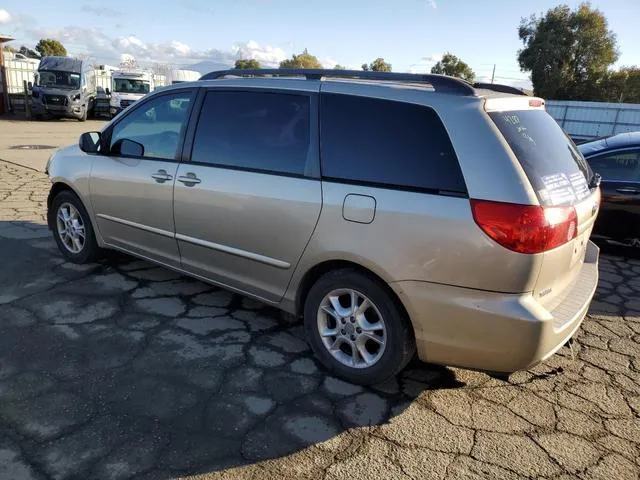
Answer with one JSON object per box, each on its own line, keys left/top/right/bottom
{"left": 0, "top": 160, "right": 639, "bottom": 480}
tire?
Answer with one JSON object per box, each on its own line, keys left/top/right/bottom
{"left": 79, "top": 105, "right": 87, "bottom": 122}
{"left": 304, "top": 269, "right": 416, "bottom": 385}
{"left": 50, "top": 190, "right": 101, "bottom": 264}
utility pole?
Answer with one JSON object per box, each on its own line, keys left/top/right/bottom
{"left": 491, "top": 64, "right": 496, "bottom": 84}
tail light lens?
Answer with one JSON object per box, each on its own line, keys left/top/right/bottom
{"left": 471, "top": 199, "right": 578, "bottom": 254}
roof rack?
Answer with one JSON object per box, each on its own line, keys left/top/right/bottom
{"left": 472, "top": 82, "right": 528, "bottom": 96}
{"left": 200, "top": 69, "right": 477, "bottom": 95}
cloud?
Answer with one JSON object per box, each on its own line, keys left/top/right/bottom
{"left": 0, "top": 8, "right": 12, "bottom": 24}
{"left": 426, "top": 0, "right": 437, "bottom": 9}
{"left": 231, "top": 40, "right": 286, "bottom": 67}
{"left": 80, "top": 6, "right": 123, "bottom": 18}
{"left": 2, "top": 11, "right": 338, "bottom": 70}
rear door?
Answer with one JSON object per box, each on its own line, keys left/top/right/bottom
{"left": 487, "top": 105, "right": 600, "bottom": 309}
{"left": 174, "top": 86, "right": 322, "bottom": 302}
{"left": 585, "top": 148, "right": 640, "bottom": 244}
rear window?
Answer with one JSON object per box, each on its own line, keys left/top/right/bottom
{"left": 489, "top": 110, "right": 592, "bottom": 206}
{"left": 320, "top": 94, "right": 467, "bottom": 194}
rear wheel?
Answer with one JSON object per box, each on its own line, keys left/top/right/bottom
{"left": 50, "top": 191, "right": 100, "bottom": 264}
{"left": 304, "top": 269, "right": 415, "bottom": 385}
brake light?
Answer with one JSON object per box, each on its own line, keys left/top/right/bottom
{"left": 471, "top": 200, "right": 577, "bottom": 254}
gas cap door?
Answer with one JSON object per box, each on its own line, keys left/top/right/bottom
{"left": 342, "top": 194, "right": 376, "bottom": 224}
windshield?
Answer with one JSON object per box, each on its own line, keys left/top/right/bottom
{"left": 37, "top": 70, "right": 80, "bottom": 89}
{"left": 113, "top": 78, "right": 150, "bottom": 94}
{"left": 489, "top": 110, "right": 593, "bottom": 207}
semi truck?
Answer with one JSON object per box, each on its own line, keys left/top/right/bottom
{"left": 31, "top": 56, "right": 97, "bottom": 121}
{"left": 108, "top": 69, "right": 154, "bottom": 118}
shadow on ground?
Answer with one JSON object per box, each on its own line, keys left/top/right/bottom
{"left": 0, "top": 221, "right": 465, "bottom": 479}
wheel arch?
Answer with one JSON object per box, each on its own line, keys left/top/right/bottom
{"left": 47, "top": 181, "right": 92, "bottom": 230}
{"left": 294, "top": 259, "right": 412, "bottom": 327}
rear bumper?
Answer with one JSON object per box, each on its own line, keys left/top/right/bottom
{"left": 392, "top": 241, "right": 599, "bottom": 374}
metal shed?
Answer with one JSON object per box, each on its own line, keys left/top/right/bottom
{"left": 546, "top": 100, "right": 640, "bottom": 142}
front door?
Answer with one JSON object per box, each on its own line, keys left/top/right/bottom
{"left": 174, "top": 88, "right": 322, "bottom": 302}
{"left": 587, "top": 148, "right": 640, "bottom": 244}
{"left": 90, "top": 89, "right": 196, "bottom": 267}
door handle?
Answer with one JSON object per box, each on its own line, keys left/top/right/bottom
{"left": 616, "top": 187, "right": 640, "bottom": 194}
{"left": 177, "top": 172, "right": 201, "bottom": 186}
{"left": 151, "top": 169, "right": 173, "bottom": 183}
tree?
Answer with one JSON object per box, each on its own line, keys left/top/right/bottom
{"left": 235, "top": 58, "right": 261, "bottom": 69}
{"left": 333, "top": 64, "right": 346, "bottom": 70}
{"left": 362, "top": 58, "right": 392, "bottom": 72}
{"left": 35, "top": 38, "right": 67, "bottom": 57}
{"left": 19, "top": 45, "right": 40, "bottom": 59}
{"left": 279, "top": 49, "right": 322, "bottom": 69}
{"left": 430, "top": 52, "right": 475, "bottom": 82}
{"left": 517, "top": 3, "right": 618, "bottom": 100}
{"left": 599, "top": 67, "right": 640, "bottom": 103}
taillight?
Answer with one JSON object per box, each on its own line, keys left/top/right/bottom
{"left": 471, "top": 199, "right": 577, "bottom": 254}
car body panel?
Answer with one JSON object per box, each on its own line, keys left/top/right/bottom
{"left": 579, "top": 136, "right": 640, "bottom": 245}
{"left": 89, "top": 156, "right": 181, "bottom": 267}
{"left": 173, "top": 166, "right": 322, "bottom": 302}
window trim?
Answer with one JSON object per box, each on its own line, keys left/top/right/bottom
{"left": 182, "top": 87, "right": 321, "bottom": 180}
{"left": 586, "top": 147, "right": 640, "bottom": 184}
{"left": 101, "top": 87, "right": 198, "bottom": 163}
{"left": 318, "top": 92, "right": 468, "bottom": 196}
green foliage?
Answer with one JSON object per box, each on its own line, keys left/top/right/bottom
{"left": 517, "top": 3, "right": 618, "bottom": 100}
{"left": 599, "top": 67, "right": 640, "bottom": 103}
{"left": 279, "top": 49, "right": 322, "bottom": 69}
{"left": 35, "top": 38, "right": 67, "bottom": 57}
{"left": 235, "top": 58, "right": 261, "bottom": 69}
{"left": 430, "top": 53, "right": 475, "bottom": 82}
{"left": 362, "top": 58, "right": 392, "bottom": 72}
{"left": 333, "top": 64, "right": 346, "bottom": 70}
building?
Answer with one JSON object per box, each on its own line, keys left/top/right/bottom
{"left": 0, "top": 33, "right": 15, "bottom": 114}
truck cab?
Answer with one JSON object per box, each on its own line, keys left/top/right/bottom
{"left": 31, "top": 56, "right": 97, "bottom": 121}
{"left": 108, "top": 70, "right": 154, "bottom": 118}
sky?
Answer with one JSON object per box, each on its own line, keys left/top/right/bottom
{"left": 1, "top": 0, "right": 639, "bottom": 88}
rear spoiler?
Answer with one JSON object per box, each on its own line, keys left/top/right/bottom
{"left": 473, "top": 82, "right": 529, "bottom": 96}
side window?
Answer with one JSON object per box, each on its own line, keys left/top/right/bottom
{"left": 587, "top": 150, "right": 640, "bottom": 182}
{"left": 191, "top": 90, "right": 311, "bottom": 176}
{"left": 110, "top": 91, "right": 193, "bottom": 160}
{"left": 320, "top": 94, "right": 466, "bottom": 193}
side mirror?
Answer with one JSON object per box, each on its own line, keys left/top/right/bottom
{"left": 105, "top": 88, "right": 111, "bottom": 96}
{"left": 79, "top": 131, "right": 101, "bottom": 154}
{"left": 112, "top": 138, "right": 144, "bottom": 158}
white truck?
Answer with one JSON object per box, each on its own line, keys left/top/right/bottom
{"left": 108, "top": 70, "right": 154, "bottom": 118}
{"left": 167, "top": 69, "right": 201, "bottom": 85}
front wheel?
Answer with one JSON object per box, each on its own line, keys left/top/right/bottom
{"left": 304, "top": 269, "right": 416, "bottom": 385}
{"left": 78, "top": 106, "right": 87, "bottom": 122}
{"left": 50, "top": 191, "right": 101, "bottom": 264}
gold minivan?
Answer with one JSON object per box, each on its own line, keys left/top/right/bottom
{"left": 46, "top": 69, "right": 600, "bottom": 384}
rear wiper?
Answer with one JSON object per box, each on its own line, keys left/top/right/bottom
{"left": 588, "top": 173, "right": 601, "bottom": 189}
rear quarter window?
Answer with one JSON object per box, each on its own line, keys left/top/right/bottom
{"left": 320, "top": 94, "right": 467, "bottom": 194}
{"left": 489, "top": 110, "right": 592, "bottom": 206}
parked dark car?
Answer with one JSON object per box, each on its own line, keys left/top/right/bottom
{"left": 578, "top": 132, "right": 640, "bottom": 248}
